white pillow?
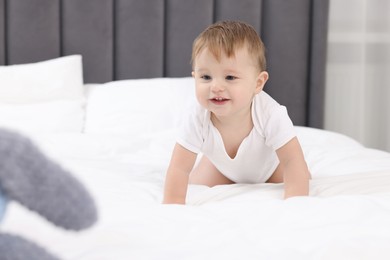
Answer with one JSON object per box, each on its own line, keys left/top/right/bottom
{"left": 0, "top": 99, "right": 85, "bottom": 135}
{"left": 0, "top": 55, "right": 84, "bottom": 103}
{"left": 0, "top": 55, "right": 85, "bottom": 134}
{"left": 84, "top": 77, "right": 196, "bottom": 136}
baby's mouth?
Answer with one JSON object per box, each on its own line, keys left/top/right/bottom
{"left": 210, "top": 97, "right": 230, "bottom": 104}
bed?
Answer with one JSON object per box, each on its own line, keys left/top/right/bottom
{"left": 2, "top": 1, "right": 390, "bottom": 259}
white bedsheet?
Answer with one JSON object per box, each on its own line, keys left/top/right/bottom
{"left": 2, "top": 127, "right": 390, "bottom": 260}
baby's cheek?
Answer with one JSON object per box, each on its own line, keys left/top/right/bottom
{"left": 195, "top": 88, "right": 206, "bottom": 101}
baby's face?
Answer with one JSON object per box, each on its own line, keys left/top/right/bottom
{"left": 192, "top": 46, "right": 267, "bottom": 120}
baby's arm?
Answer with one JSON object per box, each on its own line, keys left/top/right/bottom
{"left": 163, "top": 143, "right": 197, "bottom": 204}
{"left": 276, "top": 137, "right": 311, "bottom": 199}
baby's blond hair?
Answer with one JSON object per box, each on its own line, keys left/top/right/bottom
{"left": 192, "top": 20, "right": 266, "bottom": 71}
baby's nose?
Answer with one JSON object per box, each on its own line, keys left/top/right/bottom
{"left": 211, "top": 80, "right": 225, "bottom": 92}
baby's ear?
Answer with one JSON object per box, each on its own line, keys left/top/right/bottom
{"left": 255, "top": 71, "right": 269, "bottom": 94}
{"left": 191, "top": 71, "right": 195, "bottom": 78}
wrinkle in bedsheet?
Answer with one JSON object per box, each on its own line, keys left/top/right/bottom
{"left": 187, "top": 170, "right": 390, "bottom": 205}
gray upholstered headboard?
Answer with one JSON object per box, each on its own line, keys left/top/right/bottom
{"left": 0, "top": 0, "right": 329, "bottom": 128}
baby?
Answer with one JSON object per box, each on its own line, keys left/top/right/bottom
{"left": 163, "top": 21, "right": 310, "bottom": 204}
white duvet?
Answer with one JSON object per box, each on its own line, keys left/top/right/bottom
{"left": 2, "top": 126, "right": 390, "bottom": 260}
{"left": 1, "top": 74, "right": 390, "bottom": 260}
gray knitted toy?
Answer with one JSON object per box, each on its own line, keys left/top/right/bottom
{"left": 0, "top": 128, "right": 98, "bottom": 260}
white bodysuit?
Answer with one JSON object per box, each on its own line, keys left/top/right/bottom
{"left": 177, "top": 91, "right": 296, "bottom": 183}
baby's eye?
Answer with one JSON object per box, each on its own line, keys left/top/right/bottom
{"left": 201, "top": 75, "right": 211, "bottom": 80}
{"left": 226, "top": 75, "right": 237, "bottom": 80}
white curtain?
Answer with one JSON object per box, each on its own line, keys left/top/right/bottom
{"left": 325, "top": 0, "right": 390, "bottom": 152}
